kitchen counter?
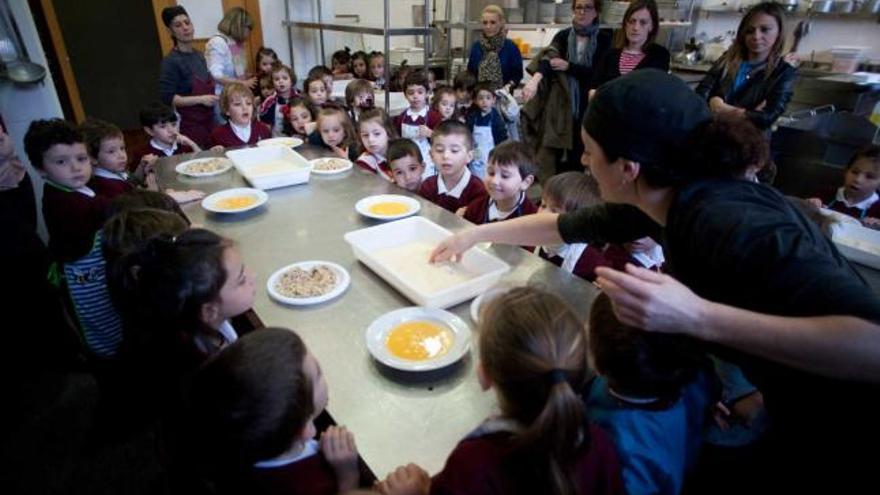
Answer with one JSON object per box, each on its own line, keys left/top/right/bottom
{"left": 155, "top": 145, "right": 600, "bottom": 477}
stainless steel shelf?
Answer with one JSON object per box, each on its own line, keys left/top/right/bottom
{"left": 283, "top": 20, "right": 434, "bottom": 37}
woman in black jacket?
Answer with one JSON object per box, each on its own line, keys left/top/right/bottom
{"left": 590, "top": 0, "right": 669, "bottom": 96}
{"left": 695, "top": 2, "right": 797, "bottom": 130}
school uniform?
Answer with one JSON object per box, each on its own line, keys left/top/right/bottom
{"left": 538, "top": 243, "right": 613, "bottom": 283}
{"left": 430, "top": 416, "right": 625, "bottom": 495}
{"left": 823, "top": 187, "right": 880, "bottom": 221}
{"left": 462, "top": 192, "right": 536, "bottom": 225}
{"left": 210, "top": 120, "right": 272, "bottom": 148}
{"left": 129, "top": 138, "right": 194, "bottom": 172}
{"left": 604, "top": 242, "right": 665, "bottom": 272}
{"left": 418, "top": 168, "right": 488, "bottom": 213}
{"left": 354, "top": 152, "right": 393, "bottom": 181}
{"left": 247, "top": 439, "right": 340, "bottom": 495}
{"left": 465, "top": 106, "right": 508, "bottom": 179}
{"left": 306, "top": 131, "right": 359, "bottom": 161}
{"left": 42, "top": 181, "right": 110, "bottom": 262}
{"left": 89, "top": 168, "right": 135, "bottom": 200}
{"left": 393, "top": 106, "right": 442, "bottom": 178}
{"left": 259, "top": 91, "right": 300, "bottom": 137}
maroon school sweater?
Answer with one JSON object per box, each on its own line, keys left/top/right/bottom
{"left": 462, "top": 195, "right": 538, "bottom": 225}
{"left": 129, "top": 141, "right": 194, "bottom": 172}
{"left": 393, "top": 108, "right": 443, "bottom": 135}
{"left": 89, "top": 173, "right": 135, "bottom": 200}
{"left": 210, "top": 121, "right": 272, "bottom": 148}
{"left": 42, "top": 183, "right": 110, "bottom": 262}
{"left": 419, "top": 173, "right": 488, "bottom": 213}
{"left": 539, "top": 245, "right": 613, "bottom": 283}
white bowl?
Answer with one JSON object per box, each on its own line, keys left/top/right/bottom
{"left": 354, "top": 194, "right": 421, "bottom": 220}
{"left": 174, "top": 157, "right": 233, "bottom": 177}
{"left": 309, "top": 157, "right": 354, "bottom": 175}
{"left": 365, "top": 307, "right": 471, "bottom": 371}
{"left": 469, "top": 285, "right": 513, "bottom": 324}
{"left": 201, "top": 187, "right": 268, "bottom": 213}
{"left": 257, "top": 136, "right": 304, "bottom": 148}
{"left": 267, "top": 261, "right": 351, "bottom": 305}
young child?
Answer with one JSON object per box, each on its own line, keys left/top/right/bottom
{"left": 394, "top": 71, "right": 442, "bottom": 178}
{"left": 418, "top": 120, "right": 487, "bottom": 213}
{"left": 184, "top": 328, "right": 363, "bottom": 494}
{"left": 331, "top": 47, "right": 354, "bottom": 80}
{"left": 466, "top": 82, "right": 508, "bottom": 179}
{"left": 351, "top": 50, "right": 369, "bottom": 79}
{"left": 24, "top": 119, "right": 110, "bottom": 262}
{"left": 281, "top": 97, "right": 317, "bottom": 139}
{"left": 387, "top": 138, "right": 425, "bottom": 192}
{"left": 431, "top": 86, "right": 458, "bottom": 122}
{"left": 80, "top": 118, "right": 135, "bottom": 199}
{"left": 453, "top": 70, "right": 477, "bottom": 122}
{"left": 304, "top": 76, "right": 329, "bottom": 108}
{"left": 260, "top": 63, "right": 299, "bottom": 136}
{"left": 461, "top": 141, "right": 537, "bottom": 224}
{"left": 810, "top": 145, "right": 880, "bottom": 227}
{"left": 390, "top": 64, "right": 413, "bottom": 93}
{"left": 131, "top": 102, "right": 203, "bottom": 172}
{"left": 308, "top": 106, "right": 358, "bottom": 160}
{"left": 257, "top": 75, "right": 275, "bottom": 110}
{"left": 537, "top": 172, "right": 624, "bottom": 282}
{"left": 355, "top": 108, "right": 396, "bottom": 180}
{"left": 585, "top": 292, "right": 715, "bottom": 495}
{"left": 344, "top": 78, "right": 375, "bottom": 124}
{"left": 368, "top": 51, "right": 386, "bottom": 89}
{"left": 211, "top": 82, "right": 272, "bottom": 147}
{"left": 377, "top": 287, "right": 625, "bottom": 495}
{"left": 253, "top": 46, "right": 279, "bottom": 105}
{"left": 307, "top": 65, "right": 335, "bottom": 97}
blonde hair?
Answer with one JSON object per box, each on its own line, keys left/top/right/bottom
{"left": 482, "top": 4, "right": 506, "bottom": 23}
{"left": 723, "top": 2, "right": 786, "bottom": 84}
{"left": 217, "top": 7, "right": 253, "bottom": 42}
{"left": 316, "top": 107, "right": 357, "bottom": 150}
{"left": 220, "top": 82, "right": 253, "bottom": 113}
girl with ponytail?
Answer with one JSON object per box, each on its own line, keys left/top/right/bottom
{"left": 377, "top": 286, "right": 624, "bottom": 495}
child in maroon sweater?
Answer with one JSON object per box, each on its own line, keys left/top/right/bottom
{"left": 130, "top": 102, "right": 205, "bottom": 172}
{"left": 808, "top": 145, "right": 880, "bottom": 228}
{"left": 461, "top": 141, "right": 537, "bottom": 224}
{"left": 183, "top": 328, "right": 365, "bottom": 495}
{"left": 418, "top": 121, "right": 487, "bottom": 213}
{"left": 80, "top": 118, "right": 136, "bottom": 199}
{"left": 211, "top": 82, "right": 271, "bottom": 147}
{"left": 377, "top": 287, "right": 625, "bottom": 495}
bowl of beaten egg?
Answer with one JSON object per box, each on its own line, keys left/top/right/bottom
{"left": 365, "top": 307, "right": 471, "bottom": 371}
{"left": 201, "top": 187, "right": 268, "bottom": 213}
{"left": 355, "top": 194, "right": 421, "bottom": 220}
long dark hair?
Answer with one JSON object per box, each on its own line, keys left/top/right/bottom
{"left": 479, "top": 286, "right": 591, "bottom": 495}
{"left": 724, "top": 2, "right": 786, "bottom": 82}
{"left": 613, "top": 0, "right": 660, "bottom": 50}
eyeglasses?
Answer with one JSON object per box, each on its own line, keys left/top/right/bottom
{"left": 573, "top": 4, "right": 596, "bottom": 12}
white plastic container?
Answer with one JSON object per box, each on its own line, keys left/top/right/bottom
{"left": 832, "top": 220, "right": 880, "bottom": 269}
{"left": 225, "top": 146, "right": 311, "bottom": 190}
{"left": 344, "top": 216, "right": 510, "bottom": 308}
{"left": 830, "top": 46, "right": 867, "bottom": 74}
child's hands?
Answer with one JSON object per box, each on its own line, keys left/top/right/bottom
{"left": 304, "top": 122, "right": 318, "bottom": 135}
{"left": 805, "top": 197, "right": 824, "bottom": 209}
{"left": 166, "top": 188, "right": 207, "bottom": 204}
{"left": 713, "top": 391, "right": 765, "bottom": 430}
{"left": 863, "top": 217, "right": 880, "bottom": 230}
{"left": 331, "top": 145, "right": 349, "bottom": 159}
{"left": 209, "top": 145, "right": 225, "bottom": 153}
{"left": 242, "top": 76, "right": 258, "bottom": 90}
{"left": 177, "top": 133, "right": 198, "bottom": 150}
{"left": 418, "top": 125, "right": 433, "bottom": 139}
{"left": 200, "top": 94, "right": 220, "bottom": 107}
{"left": 375, "top": 464, "right": 430, "bottom": 495}
{"left": 145, "top": 171, "right": 160, "bottom": 191}
{"left": 454, "top": 206, "right": 466, "bottom": 218}
{"left": 321, "top": 426, "right": 360, "bottom": 492}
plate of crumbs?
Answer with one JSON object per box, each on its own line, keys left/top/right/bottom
{"left": 365, "top": 307, "right": 471, "bottom": 371}
{"left": 201, "top": 187, "right": 268, "bottom": 213}
{"left": 355, "top": 194, "right": 421, "bottom": 220}
{"left": 267, "top": 261, "right": 350, "bottom": 305}
{"left": 257, "top": 136, "right": 304, "bottom": 148}
{"left": 309, "top": 157, "right": 353, "bottom": 175}
{"left": 175, "top": 157, "right": 234, "bottom": 177}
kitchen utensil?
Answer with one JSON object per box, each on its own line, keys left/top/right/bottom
{"left": 0, "top": 0, "right": 46, "bottom": 84}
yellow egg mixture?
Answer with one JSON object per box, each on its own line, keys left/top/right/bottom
{"left": 216, "top": 195, "right": 258, "bottom": 210}
{"left": 386, "top": 320, "right": 454, "bottom": 361}
{"left": 369, "top": 201, "right": 410, "bottom": 216}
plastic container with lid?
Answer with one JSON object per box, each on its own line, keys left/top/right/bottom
{"left": 830, "top": 46, "right": 867, "bottom": 74}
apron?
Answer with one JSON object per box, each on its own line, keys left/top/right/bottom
{"left": 401, "top": 122, "right": 436, "bottom": 179}
{"left": 178, "top": 73, "right": 216, "bottom": 149}
{"left": 470, "top": 124, "right": 494, "bottom": 180}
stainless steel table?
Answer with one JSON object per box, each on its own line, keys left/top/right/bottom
{"left": 156, "top": 146, "right": 600, "bottom": 476}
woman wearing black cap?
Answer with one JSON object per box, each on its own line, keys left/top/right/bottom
{"left": 433, "top": 69, "right": 880, "bottom": 489}
{"left": 158, "top": 6, "right": 219, "bottom": 149}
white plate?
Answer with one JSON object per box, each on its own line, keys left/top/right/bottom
{"left": 470, "top": 285, "right": 513, "bottom": 324}
{"left": 267, "top": 261, "right": 350, "bottom": 305}
{"left": 175, "top": 157, "right": 233, "bottom": 177}
{"left": 365, "top": 307, "right": 471, "bottom": 371}
{"left": 309, "top": 157, "right": 353, "bottom": 175}
{"left": 355, "top": 194, "right": 421, "bottom": 220}
{"left": 257, "top": 136, "right": 303, "bottom": 148}
{"left": 201, "top": 187, "right": 268, "bottom": 213}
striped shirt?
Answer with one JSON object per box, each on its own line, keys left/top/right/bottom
{"left": 619, "top": 51, "right": 646, "bottom": 75}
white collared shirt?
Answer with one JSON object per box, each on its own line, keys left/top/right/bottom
{"left": 150, "top": 138, "right": 178, "bottom": 156}
{"left": 76, "top": 185, "right": 96, "bottom": 197}
{"left": 230, "top": 121, "right": 252, "bottom": 144}
{"left": 630, "top": 243, "right": 665, "bottom": 270}
{"left": 437, "top": 168, "right": 472, "bottom": 199}
{"left": 487, "top": 192, "right": 525, "bottom": 221}
{"left": 193, "top": 319, "right": 238, "bottom": 355}
{"left": 93, "top": 168, "right": 128, "bottom": 181}
{"left": 540, "top": 243, "right": 589, "bottom": 274}
{"left": 254, "top": 439, "right": 319, "bottom": 468}
{"left": 405, "top": 105, "right": 428, "bottom": 120}
{"left": 835, "top": 187, "right": 879, "bottom": 211}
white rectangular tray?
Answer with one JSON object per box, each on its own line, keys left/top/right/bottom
{"left": 225, "top": 146, "right": 311, "bottom": 190}
{"left": 344, "top": 216, "right": 510, "bottom": 308}
{"left": 832, "top": 221, "right": 880, "bottom": 270}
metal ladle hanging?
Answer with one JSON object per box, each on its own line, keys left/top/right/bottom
{"left": 0, "top": 0, "right": 46, "bottom": 84}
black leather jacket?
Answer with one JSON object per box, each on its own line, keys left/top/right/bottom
{"left": 696, "top": 58, "right": 798, "bottom": 130}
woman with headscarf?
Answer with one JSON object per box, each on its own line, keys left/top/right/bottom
{"left": 466, "top": 5, "right": 523, "bottom": 89}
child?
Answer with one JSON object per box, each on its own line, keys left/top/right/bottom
{"left": 390, "top": 64, "right": 413, "bottom": 93}
{"left": 351, "top": 50, "right": 369, "bottom": 79}
{"left": 281, "top": 97, "right": 317, "bottom": 139}
{"left": 260, "top": 63, "right": 299, "bottom": 136}
{"left": 257, "top": 75, "right": 275, "bottom": 110}
{"left": 308, "top": 106, "right": 358, "bottom": 160}
{"left": 355, "top": 108, "right": 396, "bottom": 180}
{"left": 585, "top": 292, "right": 715, "bottom": 495}
{"left": 394, "top": 71, "right": 442, "bottom": 178}
{"left": 431, "top": 85, "right": 457, "bottom": 122}
{"left": 418, "top": 120, "right": 488, "bottom": 213}
{"left": 184, "top": 328, "right": 363, "bottom": 494}
{"left": 80, "top": 118, "right": 135, "bottom": 199}
{"left": 331, "top": 47, "right": 354, "bottom": 80}
{"left": 453, "top": 70, "right": 477, "bottom": 122}
{"left": 810, "top": 145, "right": 880, "bottom": 227}
{"left": 368, "top": 51, "right": 386, "bottom": 89}
{"left": 308, "top": 65, "right": 335, "bottom": 97}
{"left": 537, "top": 172, "right": 623, "bottom": 282}
{"left": 344, "top": 78, "right": 375, "bottom": 124}
{"left": 466, "top": 82, "right": 508, "bottom": 179}
{"left": 304, "top": 76, "right": 329, "bottom": 108}
{"left": 254, "top": 46, "right": 279, "bottom": 104}
{"left": 211, "top": 82, "right": 272, "bottom": 147}
{"left": 131, "top": 102, "right": 203, "bottom": 172}
{"left": 387, "top": 138, "right": 425, "bottom": 192}
{"left": 461, "top": 141, "right": 537, "bottom": 224}
{"left": 24, "top": 119, "right": 110, "bottom": 262}
{"left": 377, "top": 287, "right": 625, "bottom": 495}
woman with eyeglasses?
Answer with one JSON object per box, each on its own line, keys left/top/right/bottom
{"left": 522, "top": 0, "right": 612, "bottom": 175}
{"left": 466, "top": 5, "right": 524, "bottom": 89}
